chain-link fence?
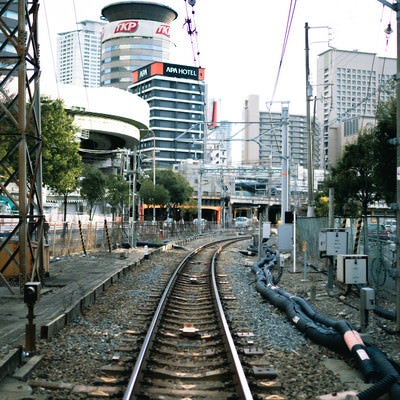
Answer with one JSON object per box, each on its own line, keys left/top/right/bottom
{"left": 46, "top": 219, "right": 219, "bottom": 258}
{"left": 296, "top": 215, "right": 397, "bottom": 294}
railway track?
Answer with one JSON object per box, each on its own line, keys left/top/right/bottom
{"left": 19, "top": 234, "right": 400, "bottom": 399}
{"left": 123, "top": 237, "right": 253, "bottom": 399}
{"left": 27, "top": 236, "right": 286, "bottom": 399}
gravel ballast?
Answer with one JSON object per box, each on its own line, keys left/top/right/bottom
{"left": 9, "top": 236, "right": 400, "bottom": 399}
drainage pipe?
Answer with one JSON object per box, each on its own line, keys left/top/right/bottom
{"left": 253, "top": 262, "right": 376, "bottom": 378}
{"left": 374, "top": 304, "right": 396, "bottom": 321}
{"left": 252, "top": 256, "right": 400, "bottom": 398}
{"left": 357, "top": 346, "right": 400, "bottom": 400}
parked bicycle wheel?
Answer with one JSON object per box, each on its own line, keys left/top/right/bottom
{"left": 370, "top": 256, "right": 387, "bottom": 287}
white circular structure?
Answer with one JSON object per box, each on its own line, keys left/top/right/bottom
{"left": 101, "top": 1, "right": 177, "bottom": 89}
{"left": 43, "top": 84, "right": 149, "bottom": 152}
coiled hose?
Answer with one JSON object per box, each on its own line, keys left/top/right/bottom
{"left": 251, "top": 250, "right": 400, "bottom": 399}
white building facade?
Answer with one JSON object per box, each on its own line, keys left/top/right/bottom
{"left": 316, "top": 49, "right": 396, "bottom": 169}
{"left": 101, "top": 1, "right": 177, "bottom": 90}
{"left": 57, "top": 20, "right": 105, "bottom": 88}
{"left": 242, "top": 95, "right": 319, "bottom": 171}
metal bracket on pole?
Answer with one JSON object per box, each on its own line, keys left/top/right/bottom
{"left": 377, "top": 0, "right": 399, "bottom": 12}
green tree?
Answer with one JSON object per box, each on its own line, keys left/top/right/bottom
{"left": 0, "top": 87, "right": 22, "bottom": 170}
{"left": 105, "top": 174, "right": 130, "bottom": 221}
{"left": 183, "top": 197, "right": 199, "bottom": 220}
{"left": 156, "top": 169, "right": 193, "bottom": 207}
{"left": 0, "top": 107, "right": 17, "bottom": 164}
{"left": 314, "top": 191, "right": 329, "bottom": 217}
{"left": 40, "top": 97, "right": 84, "bottom": 222}
{"left": 80, "top": 168, "right": 106, "bottom": 221}
{"left": 373, "top": 97, "right": 396, "bottom": 205}
{"left": 326, "top": 129, "right": 380, "bottom": 216}
{"left": 138, "top": 179, "right": 170, "bottom": 220}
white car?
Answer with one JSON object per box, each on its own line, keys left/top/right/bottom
{"left": 234, "top": 216, "right": 250, "bottom": 228}
{"left": 193, "top": 218, "right": 207, "bottom": 227}
{"left": 384, "top": 219, "right": 396, "bottom": 233}
{"left": 163, "top": 217, "right": 174, "bottom": 227}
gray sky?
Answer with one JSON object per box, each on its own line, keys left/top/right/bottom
{"left": 40, "top": 0, "right": 397, "bottom": 121}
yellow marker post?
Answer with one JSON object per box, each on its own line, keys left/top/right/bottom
{"left": 302, "top": 240, "right": 308, "bottom": 281}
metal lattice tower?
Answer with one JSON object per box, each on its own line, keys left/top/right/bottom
{"left": 0, "top": 0, "right": 42, "bottom": 293}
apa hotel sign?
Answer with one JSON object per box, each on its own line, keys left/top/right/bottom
{"left": 164, "top": 63, "right": 198, "bottom": 79}
{"left": 133, "top": 62, "right": 205, "bottom": 83}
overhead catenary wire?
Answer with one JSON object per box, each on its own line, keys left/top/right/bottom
{"left": 264, "top": 0, "right": 298, "bottom": 158}
{"left": 42, "top": 0, "right": 59, "bottom": 97}
{"left": 268, "top": 0, "right": 298, "bottom": 108}
{"left": 183, "top": 0, "right": 201, "bottom": 67}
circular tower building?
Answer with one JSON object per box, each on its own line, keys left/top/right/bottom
{"left": 101, "top": 1, "right": 177, "bottom": 89}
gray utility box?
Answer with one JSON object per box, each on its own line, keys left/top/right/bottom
{"left": 336, "top": 254, "right": 368, "bottom": 284}
{"left": 319, "top": 228, "right": 348, "bottom": 257}
{"left": 360, "top": 287, "right": 375, "bottom": 310}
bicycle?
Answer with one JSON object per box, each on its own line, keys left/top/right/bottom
{"left": 370, "top": 241, "right": 397, "bottom": 287}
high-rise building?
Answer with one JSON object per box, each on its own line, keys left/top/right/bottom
{"left": 242, "top": 95, "right": 319, "bottom": 171}
{"left": 56, "top": 20, "right": 105, "bottom": 88}
{"left": 316, "top": 49, "right": 396, "bottom": 169}
{"left": 55, "top": 2, "right": 226, "bottom": 171}
{"left": 129, "top": 61, "right": 206, "bottom": 169}
{"left": 101, "top": 1, "right": 177, "bottom": 90}
{"left": 100, "top": 1, "right": 219, "bottom": 168}
{"left": 206, "top": 120, "right": 232, "bottom": 165}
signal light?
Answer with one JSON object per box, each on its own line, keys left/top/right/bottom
{"left": 24, "top": 282, "right": 41, "bottom": 305}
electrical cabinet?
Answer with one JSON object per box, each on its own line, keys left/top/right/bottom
{"left": 319, "top": 228, "right": 348, "bottom": 257}
{"left": 336, "top": 254, "right": 368, "bottom": 284}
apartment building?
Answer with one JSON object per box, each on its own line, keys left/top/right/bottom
{"left": 242, "top": 95, "right": 319, "bottom": 171}
{"left": 316, "top": 49, "right": 396, "bottom": 169}
{"left": 57, "top": 20, "right": 105, "bottom": 88}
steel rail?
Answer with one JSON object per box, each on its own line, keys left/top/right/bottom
{"left": 123, "top": 236, "right": 253, "bottom": 400}
{"left": 211, "top": 243, "right": 254, "bottom": 399}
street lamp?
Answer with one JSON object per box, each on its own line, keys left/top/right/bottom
{"left": 304, "top": 23, "right": 330, "bottom": 217}
{"left": 305, "top": 22, "right": 315, "bottom": 217}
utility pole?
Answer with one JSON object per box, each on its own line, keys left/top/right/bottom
{"left": 377, "top": 0, "right": 400, "bottom": 331}
{"left": 197, "top": 168, "right": 203, "bottom": 234}
{"left": 281, "top": 103, "right": 289, "bottom": 223}
{"left": 305, "top": 22, "right": 315, "bottom": 217}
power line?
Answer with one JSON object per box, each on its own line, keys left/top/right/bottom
{"left": 42, "top": 0, "right": 59, "bottom": 96}
{"left": 269, "top": 0, "right": 298, "bottom": 106}
{"left": 183, "top": 0, "right": 201, "bottom": 67}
